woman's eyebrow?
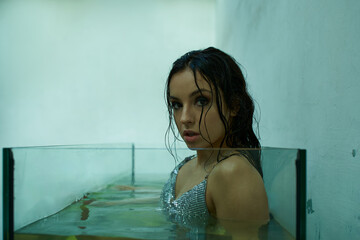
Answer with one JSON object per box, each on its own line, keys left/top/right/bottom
{"left": 169, "top": 96, "right": 179, "bottom": 100}
{"left": 169, "top": 88, "right": 211, "bottom": 100}
{"left": 189, "top": 89, "right": 211, "bottom": 97}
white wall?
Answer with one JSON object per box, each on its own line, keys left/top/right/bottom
{"left": 216, "top": 0, "right": 360, "bottom": 239}
{"left": 0, "top": 0, "right": 215, "bottom": 234}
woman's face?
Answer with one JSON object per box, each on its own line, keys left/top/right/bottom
{"left": 169, "top": 68, "right": 232, "bottom": 149}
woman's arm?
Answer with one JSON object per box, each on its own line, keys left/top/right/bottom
{"left": 207, "top": 155, "right": 269, "bottom": 239}
{"left": 208, "top": 155, "right": 269, "bottom": 220}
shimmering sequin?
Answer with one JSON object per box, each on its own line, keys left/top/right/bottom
{"left": 160, "top": 155, "right": 211, "bottom": 228}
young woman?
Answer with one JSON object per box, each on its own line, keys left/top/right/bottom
{"left": 160, "top": 47, "right": 269, "bottom": 236}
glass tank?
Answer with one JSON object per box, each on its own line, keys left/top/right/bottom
{"left": 3, "top": 144, "right": 306, "bottom": 240}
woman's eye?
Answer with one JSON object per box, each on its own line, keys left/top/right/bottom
{"left": 196, "top": 97, "right": 209, "bottom": 107}
{"left": 170, "top": 102, "right": 181, "bottom": 110}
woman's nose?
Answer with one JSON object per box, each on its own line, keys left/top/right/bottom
{"left": 180, "top": 106, "right": 194, "bottom": 124}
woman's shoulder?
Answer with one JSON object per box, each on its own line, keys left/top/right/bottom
{"left": 208, "top": 154, "right": 265, "bottom": 200}
{"left": 207, "top": 154, "right": 269, "bottom": 221}
{"left": 212, "top": 154, "right": 260, "bottom": 180}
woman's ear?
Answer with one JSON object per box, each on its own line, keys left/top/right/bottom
{"left": 229, "top": 98, "right": 240, "bottom": 117}
{"left": 230, "top": 105, "right": 240, "bottom": 117}
{"left": 230, "top": 109, "right": 237, "bottom": 117}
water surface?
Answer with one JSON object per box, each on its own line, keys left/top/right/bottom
{"left": 15, "top": 179, "right": 294, "bottom": 240}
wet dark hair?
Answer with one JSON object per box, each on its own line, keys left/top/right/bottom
{"left": 165, "top": 47, "right": 262, "bottom": 177}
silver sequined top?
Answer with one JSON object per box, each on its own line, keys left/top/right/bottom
{"left": 160, "top": 155, "right": 211, "bottom": 227}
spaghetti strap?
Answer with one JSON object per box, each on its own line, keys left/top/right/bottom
{"left": 204, "top": 159, "right": 222, "bottom": 180}
{"left": 204, "top": 152, "right": 243, "bottom": 179}
{"left": 205, "top": 163, "right": 217, "bottom": 179}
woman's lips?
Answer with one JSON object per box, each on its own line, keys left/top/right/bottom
{"left": 184, "top": 135, "right": 200, "bottom": 142}
{"left": 183, "top": 130, "right": 200, "bottom": 143}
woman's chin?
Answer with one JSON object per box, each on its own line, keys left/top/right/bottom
{"left": 185, "top": 143, "right": 209, "bottom": 150}
{"left": 185, "top": 142, "right": 199, "bottom": 150}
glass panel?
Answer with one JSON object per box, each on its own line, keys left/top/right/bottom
{"left": 3, "top": 145, "right": 306, "bottom": 240}
{"left": 262, "top": 148, "right": 303, "bottom": 239}
{"left": 8, "top": 144, "right": 134, "bottom": 234}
